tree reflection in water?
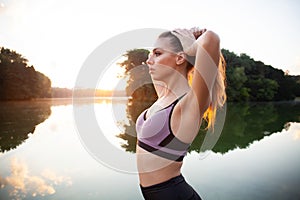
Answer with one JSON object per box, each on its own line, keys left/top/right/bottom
{"left": 117, "top": 98, "right": 155, "bottom": 153}
{"left": 0, "top": 101, "right": 51, "bottom": 153}
{"left": 118, "top": 99, "right": 300, "bottom": 154}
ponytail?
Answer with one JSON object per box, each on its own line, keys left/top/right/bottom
{"left": 203, "top": 53, "right": 226, "bottom": 129}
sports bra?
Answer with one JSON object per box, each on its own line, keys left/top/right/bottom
{"left": 136, "top": 95, "right": 190, "bottom": 162}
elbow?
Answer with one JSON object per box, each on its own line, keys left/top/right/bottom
{"left": 199, "top": 30, "right": 220, "bottom": 65}
{"left": 202, "top": 30, "right": 220, "bottom": 45}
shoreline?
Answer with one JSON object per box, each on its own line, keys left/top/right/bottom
{"left": 0, "top": 96, "right": 299, "bottom": 104}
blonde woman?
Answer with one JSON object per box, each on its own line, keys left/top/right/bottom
{"left": 136, "top": 27, "right": 226, "bottom": 200}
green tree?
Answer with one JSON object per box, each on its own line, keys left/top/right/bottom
{"left": 247, "top": 78, "right": 278, "bottom": 101}
{"left": 117, "top": 49, "right": 157, "bottom": 152}
{"left": 0, "top": 47, "right": 51, "bottom": 100}
{"left": 226, "top": 66, "right": 249, "bottom": 101}
{"left": 119, "top": 49, "right": 157, "bottom": 101}
{"left": 222, "top": 48, "right": 299, "bottom": 101}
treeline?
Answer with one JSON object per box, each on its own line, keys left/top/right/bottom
{"left": 1, "top": 46, "right": 299, "bottom": 101}
{"left": 52, "top": 87, "right": 126, "bottom": 98}
{"left": 119, "top": 48, "right": 300, "bottom": 102}
{"left": 0, "top": 47, "right": 125, "bottom": 100}
{"left": 0, "top": 47, "right": 51, "bottom": 100}
{"left": 222, "top": 49, "right": 300, "bottom": 101}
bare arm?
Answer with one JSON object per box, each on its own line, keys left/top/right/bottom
{"left": 190, "top": 30, "right": 220, "bottom": 115}
{"left": 172, "top": 29, "right": 221, "bottom": 143}
{"left": 179, "top": 30, "right": 220, "bottom": 118}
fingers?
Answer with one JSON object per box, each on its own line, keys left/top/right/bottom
{"left": 171, "top": 29, "right": 196, "bottom": 56}
{"left": 170, "top": 27, "right": 208, "bottom": 56}
{"left": 173, "top": 28, "right": 195, "bottom": 39}
{"left": 190, "top": 27, "right": 207, "bottom": 39}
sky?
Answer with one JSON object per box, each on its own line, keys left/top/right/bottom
{"left": 0, "top": 0, "right": 299, "bottom": 89}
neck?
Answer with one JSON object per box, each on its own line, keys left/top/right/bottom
{"left": 153, "top": 71, "right": 190, "bottom": 99}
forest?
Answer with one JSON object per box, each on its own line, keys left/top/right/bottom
{"left": 0, "top": 47, "right": 51, "bottom": 100}
{"left": 222, "top": 49, "right": 300, "bottom": 101}
{"left": 1, "top": 47, "right": 299, "bottom": 101}
{"left": 119, "top": 49, "right": 300, "bottom": 102}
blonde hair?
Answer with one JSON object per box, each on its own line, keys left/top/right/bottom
{"left": 159, "top": 31, "right": 227, "bottom": 129}
{"left": 202, "top": 53, "right": 226, "bottom": 129}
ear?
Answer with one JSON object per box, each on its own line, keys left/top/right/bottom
{"left": 175, "top": 52, "right": 186, "bottom": 65}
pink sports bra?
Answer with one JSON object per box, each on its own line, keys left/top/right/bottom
{"left": 136, "top": 95, "right": 190, "bottom": 161}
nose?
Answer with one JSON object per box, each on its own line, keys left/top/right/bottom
{"left": 146, "top": 53, "right": 154, "bottom": 65}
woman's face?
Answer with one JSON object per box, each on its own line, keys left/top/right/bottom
{"left": 146, "top": 37, "right": 178, "bottom": 81}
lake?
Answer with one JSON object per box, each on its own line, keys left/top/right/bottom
{"left": 0, "top": 98, "right": 300, "bottom": 200}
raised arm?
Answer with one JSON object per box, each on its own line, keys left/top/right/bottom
{"left": 172, "top": 28, "right": 220, "bottom": 117}
{"left": 170, "top": 28, "right": 224, "bottom": 142}
{"left": 191, "top": 30, "right": 220, "bottom": 116}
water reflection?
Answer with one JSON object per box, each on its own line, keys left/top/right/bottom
{"left": 0, "top": 157, "right": 72, "bottom": 200}
{"left": 0, "top": 99, "right": 299, "bottom": 199}
{"left": 117, "top": 99, "right": 154, "bottom": 152}
{"left": 2, "top": 99, "right": 299, "bottom": 156}
{"left": 0, "top": 101, "right": 51, "bottom": 152}
{"left": 214, "top": 102, "right": 300, "bottom": 153}
{"left": 0, "top": 98, "right": 125, "bottom": 153}
{"left": 118, "top": 99, "right": 300, "bottom": 154}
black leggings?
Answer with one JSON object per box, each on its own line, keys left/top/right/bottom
{"left": 140, "top": 174, "right": 202, "bottom": 200}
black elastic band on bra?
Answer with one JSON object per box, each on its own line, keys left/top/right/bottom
{"left": 158, "top": 133, "right": 190, "bottom": 151}
{"left": 138, "top": 140, "right": 184, "bottom": 162}
{"left": 143, "top": 94, "right": 186, "bottom": 121}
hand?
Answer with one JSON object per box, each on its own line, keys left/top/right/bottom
{"left": 190, "top": 27, "right": 207, "bottom": 39}
{"left": 171, "top": 28, "right": 196, "bottom": 56}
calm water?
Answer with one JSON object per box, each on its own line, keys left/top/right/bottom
{"left": 0, "top": 98, "right": 300, "bottom": 200}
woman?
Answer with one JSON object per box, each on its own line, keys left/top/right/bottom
{"left": 136, "top": 27, "right": 226, "bottom": 200}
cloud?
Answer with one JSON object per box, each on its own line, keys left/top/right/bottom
{"left": 0, "top": 157, "right": 72, "bottom": 199}
{"left": 41, "top": 168, "right": 72, "bottom": 186}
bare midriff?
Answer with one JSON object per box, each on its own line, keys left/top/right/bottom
{"left": 137, "top": 146, "right": 183, "bottom": 187}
